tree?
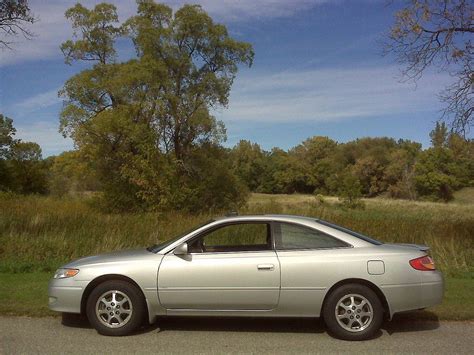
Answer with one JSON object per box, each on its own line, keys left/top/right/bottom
{"left": 0, "top": 113, "right": 17, "bottom": 190}
{"left": 0, "top": 113, "right": 16, "bottom": 158}
{"left": 414, "top": 146, "right": 459, "bottom": 201}
{"left": 124, "top": 1, "right": 253, "bottom": 161}
{"left": 60, "top": 1, "right": 254, "bottom": 211}
{"left": 290, "top": 136, "right": 338, "bottom": 194}
{"left": 445, "top": 133, "right": 474, "bottom": 186}
{"left": 0, "top": 0, "right": 35, "bottom": 49}
{"left": 415, "top": 123, "right": 472, "bottom": 201}
{"left": 258, "top": 148, "right": 291, "bottom": 194}
{"left": 172, "top": 145, "right": 248, "bottom": 212}
{"left": 385, "top": 140, "right": 421, "bottom": 199}
{"left": 49, "top": 150, "right": 100, "bottom": 196}
{"left": 231, "top": 140, "right": 267, "bottom": 191}
{"left": 386, "top": 0, "right": 474, "bottom": 133}
{"left": 337, "top": 169, "right": 364, "bottom": 209}
{"left": 61, "top": 3, "right": 123, "bottom": 65}
{"left": 334, "top": 137, "right": 400, "bottom": 197}
{"left": 430, "top": 121, "right": 448, "bottom": 147}
{"left": 9, "top": 141, "right": 48, "bottom": 194}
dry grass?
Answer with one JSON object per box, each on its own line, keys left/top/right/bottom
{"left": 0, "top": 193, "right": 473, "bottom": 276}
{"left": 453, "top": 187, "right": 474, "bottom": 205}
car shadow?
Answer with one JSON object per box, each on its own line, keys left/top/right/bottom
{"left": 148, "top": 316, "right": 326, "bottom": 334}
{"left": 61, "top": 313, "right": 91, "bottom": 329}
{"left": 141, "top": 317, "right": 383, "bottom": 340}
{"left": 61, "top": 311, "right": 440, "bottom": 338}
{"left": 383, "top": 311, "right": 440, "bottom": 335}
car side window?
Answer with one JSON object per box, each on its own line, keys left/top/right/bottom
{"left": 188, "top": 223, "right": 271, "bottom": 253}
{"left": 275, "top": 223, "right": 349, "bottom": 250}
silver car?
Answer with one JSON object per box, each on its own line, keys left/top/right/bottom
{"left": 48, "top": 214, "right": 443, "bottom": 340}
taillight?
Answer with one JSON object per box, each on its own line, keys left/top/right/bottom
{"left": 409, "top": 256, "right": 436, "bottom": 271}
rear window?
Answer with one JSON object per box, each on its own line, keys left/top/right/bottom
{"left": 315, "top": 219, "right": 383, "bottom": 245}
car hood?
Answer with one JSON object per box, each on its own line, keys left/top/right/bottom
{"left": 63, "top": 248, "right": 154, "bottom": 268}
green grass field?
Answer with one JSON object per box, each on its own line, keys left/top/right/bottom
{"left": 0, "top": 192, "right": 473, "bottom": 319}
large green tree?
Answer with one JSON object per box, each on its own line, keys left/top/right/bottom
{"left": 60, "top": 1, "right": 253, "bottom": 211}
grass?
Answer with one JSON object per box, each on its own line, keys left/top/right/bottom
{"left": 0, "top": 193, "right": 473, "bottom": 275}
{"left": 1, "top": 272, "right": 473, "bottom": 320}
{"left": 0, "top": 272, "right": 53, "bottom": 317}
{"left": 453, "top": 187, "right": 474, "bottom": 205}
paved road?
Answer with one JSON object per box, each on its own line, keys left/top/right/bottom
{"left": 1, "top": 316, "right": 473, "bottom": 354}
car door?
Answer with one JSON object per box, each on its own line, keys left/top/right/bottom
{"left": 158, "top": 222, "right": 281, "bottom": 310}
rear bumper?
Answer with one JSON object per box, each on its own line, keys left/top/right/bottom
{"left": 419, "top": 270, "right": 444, "bottom": 309}
{"left": 48, "top": 278, "right": 88, "bottom": 314}
{"left": 381, "top": 270, "right": 444, "bottom": 318}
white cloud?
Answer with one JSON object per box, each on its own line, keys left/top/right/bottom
{"left": 15, "top": 120, "right": 73, "bottom": 157}
{"left": 167, "top": 0, "right": 329, "bottom": 21}
{"left": 218, "top": 66, "right": 452, "bottom": 123}
{"left": 0, "top": 0, "right": 331, "bottom": 67}
{"left": 14, "top": 88, "right": 60, "bottom": 113}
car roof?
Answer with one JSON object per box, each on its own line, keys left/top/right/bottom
{"left": 212, "top": 214, "right": 383, "bottom": 247}
{"left": 214, "top": 214, "right": 316, "bottom": 223}
{"left": 158, "top": 214, "right": 379, "bottom": 254}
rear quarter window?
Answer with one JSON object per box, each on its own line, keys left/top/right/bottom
{"left": 275, "top": 222, "right": 350, "bottom": 250}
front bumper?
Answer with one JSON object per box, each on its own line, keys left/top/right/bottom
{"left": 48, "top": 278, "right": 89, "bottom": 314}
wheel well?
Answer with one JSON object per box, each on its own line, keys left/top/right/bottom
{"left": 80, "top": 274, "right": 147, "bottom": 315}
{"left": 321, "top": 278, "right": 390, "bottom": 319}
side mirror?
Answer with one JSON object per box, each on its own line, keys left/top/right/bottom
{"left": 173, "top": 242, "right": 188, "bottom": 255}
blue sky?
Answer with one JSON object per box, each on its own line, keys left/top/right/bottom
{"left": 0, "top": 0, "right": 460, "bottom": 156}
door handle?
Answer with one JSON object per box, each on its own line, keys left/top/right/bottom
{"left": 257, "top": 264, "right": 274, "bottom": 271}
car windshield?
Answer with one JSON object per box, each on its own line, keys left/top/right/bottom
{"left": 147, "top": 220, "right": 214, "bottom": 253}
{"left": 315, "top": 219, "right": 384, "bottom": 245}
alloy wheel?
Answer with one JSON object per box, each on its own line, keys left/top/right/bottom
{"left": 334, "top": 293, "right": 373, "bottom": 332}
{"left": 95, "top": 290, "right": 133, "bottom": 328}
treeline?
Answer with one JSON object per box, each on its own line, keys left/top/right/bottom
{"left": 1, "top": 113, "right": 473, "bottom": 209}
{"left": 230, "top": 122, "right": 474, "bottom": 203}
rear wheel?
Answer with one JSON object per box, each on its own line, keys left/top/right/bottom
{"left": 323, "top": 284, "right": 383, "bottom": 341}
{"left": 86, "top": 280, "right": 146, "bottom": 336}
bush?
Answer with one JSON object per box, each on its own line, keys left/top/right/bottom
{"left": 337, "top": 172, "right": 365, "bottom": 209}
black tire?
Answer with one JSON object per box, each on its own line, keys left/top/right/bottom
{"left": 322, "top": 283, "right": 383, "bottom": 341}
{"left": 86, "top": 280, "right": 146, "bottom": 336}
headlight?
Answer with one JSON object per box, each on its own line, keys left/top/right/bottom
{"left": 53, "top": 268, "right": 79, "bottom": 279}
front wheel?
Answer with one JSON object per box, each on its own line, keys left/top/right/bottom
{"left": 322, "top": 284, "right": 383, "bottom": 341}
{"left": 86, "top": 280, "right": 146, "bottom": 336}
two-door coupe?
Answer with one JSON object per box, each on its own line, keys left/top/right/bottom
{"left": 48, "top": 214, "right": 443, "bottom": 340}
